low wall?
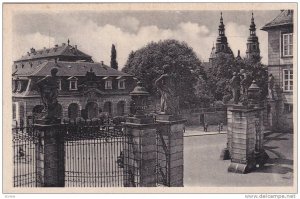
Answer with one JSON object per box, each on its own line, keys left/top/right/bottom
{"left": 183, "top": 111, "right": 227, "bottom": 126}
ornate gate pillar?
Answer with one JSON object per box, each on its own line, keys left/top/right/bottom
{"left": 124, "top": 81, "right": 157, "bottom": 187}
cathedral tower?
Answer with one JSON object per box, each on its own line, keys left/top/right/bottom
{"left": 246, "top": 12, "right": 260, "bottom": 60}
{"left": 215, "top": 12, "right": 234, "bottom": 56}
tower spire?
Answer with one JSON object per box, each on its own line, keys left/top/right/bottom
{"left": 218, "top": 12, "right": 225, "bottom": 36}
{"left": 246, "top": 12, "right": 260, "bottom": 60}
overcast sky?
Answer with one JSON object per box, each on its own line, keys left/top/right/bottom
{"left": 12, "top": 10, "right": 280, "bottom": 68}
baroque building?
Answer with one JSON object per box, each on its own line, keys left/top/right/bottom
{"left": 12, "top": 40, "right": 135, "bottom": 125}
{"left": 261, "top": 10, "right": 294, "bottom": 131}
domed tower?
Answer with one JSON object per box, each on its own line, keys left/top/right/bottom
{"left": 215, "top": 12, "right": 234, "bottom": 56}
{"left": 246, "top": 12, "right": 260, "bottom": 60}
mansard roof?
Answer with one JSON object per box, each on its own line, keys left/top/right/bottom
{"left": 261, "top": 10, "right": 293, "bottom": 31}
{"left": 14, "top": 43, "right": 92, "bottom": 62}
{"left": 12, "top": 60, "right": 132, "bottom": 77}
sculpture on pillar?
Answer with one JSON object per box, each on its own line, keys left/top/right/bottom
{"left": 36, "top": 67, "right": 61, "bottom": 120}
{"left": 229, "top": 72, "right": 241, "bottom": 104}
{"left": 268, "top": 74, "right": 275, "bottom": 100}
{"left": 155, "top": 64, "right": 179, "bottom": 115}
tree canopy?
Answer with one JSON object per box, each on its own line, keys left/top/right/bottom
{"left": 206, "top": 53, "right": 268, "bottom": 104}
{"left": 122, "top": 39, "right": 205, "bottom": 108}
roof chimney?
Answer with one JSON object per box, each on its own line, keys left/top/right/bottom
{"left": 30, "top": 48, "right": 35, "bottom": 53}
{"left": 101, "top": 61, "right": 104, "bottom": 66}
{"left": 55, "top": 44, "right": 58, "bottom": 48}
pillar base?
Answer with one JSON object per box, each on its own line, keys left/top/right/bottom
{"left": 220, "top": 148, "right": 231, "bottom": 160}
{"left": 254, "top": 149, "right": 269, "bottom": 168}
{"left": 228, "top": 150, "right": 269, "bottom": 174}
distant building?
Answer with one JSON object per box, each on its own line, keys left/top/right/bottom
{"left": 205, "top": 12, "right": 261, "bottom": 68}
{"left": 246, "top": 13, "right": 260, "bottom": 60}
{"left": 261, "top": 10, "right": 294, "bottom": 131}
{"left": 209, "top": 12, "right": 234, "bottom": 64}
{"left": 12, "top": 40, "right": 135, "bottom": 125}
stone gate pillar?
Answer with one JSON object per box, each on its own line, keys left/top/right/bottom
{"left": 35, "top": 120, "right": 65, "bottom": 187}
{"left": 227, "top": 105, "right": 269, "bottom": 174}
{"left": 123, "top": 81, "right": 157, "bottom": 187}
{"left": 156, "top": 115, "right": 186, "bottom": 187}
{"left": 124, "top": 117, "right": 157, "bottom": 187}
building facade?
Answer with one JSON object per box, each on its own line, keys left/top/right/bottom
{"left": 12, "top": 41, "right": 135, "bottom": 125}
{"left": 261, "top": 10, "right": 294, "bottom": 131}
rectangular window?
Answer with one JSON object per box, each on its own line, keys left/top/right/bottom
{"left": 69, "top": 80, "right": 77, "bottom": 90}
{"left": 105, "top": 80, "right": 112, "bottom": 89}
{"left": 13, "top": 103, "right": 16, "bottom": 120}
{"left": 282, "top": 33, "right": 293, "bottom": 57}
{"left": 118, "top": 79, "right": 125, "bottom": 89}
{"left": 58, "top": 79, "right": 62, "bottom": 90}
{"left": 283, "top": 69, "right": 293, "bottom": 91}
{"left": 284, "top": 103, "right": 293, "bottom": 114}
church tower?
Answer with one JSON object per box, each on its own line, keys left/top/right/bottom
{"left": 246, "top": 12, "right": 260, "bottom": 60}
{"left": 215, "top": 12, "right": 234, "bottom": 56}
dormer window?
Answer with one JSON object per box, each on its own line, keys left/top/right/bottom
{"left": 116, "top": 77, "right": 125, "bottom": 89}
{"left": 105, "top": 80, "right": 112, "bottom": 89}
{"left": 68, "top": 76, "right": 78, "bottom": 90}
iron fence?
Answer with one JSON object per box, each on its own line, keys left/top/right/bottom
{"left": 12, "top": 120, "right": 38, "bottom": 187}
{"left": 62, "top": 118, "right": 140, "bottom": 187}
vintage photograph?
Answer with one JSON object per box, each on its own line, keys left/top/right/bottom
{"left": 3, "top": 3, "right": 296, "bottom": 193}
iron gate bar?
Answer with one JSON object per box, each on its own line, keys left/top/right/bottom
{"left": 13, "top": 120, "right": 38, "bottom": 187}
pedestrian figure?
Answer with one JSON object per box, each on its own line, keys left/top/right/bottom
{"left": 220, "top": 122, "right": 223, "bottom": 131}
{"left": 218, "top": 123, "right": 221, "bottom": 133}
{"left": 204, "top": 122, "right": 208, "bottom": 132}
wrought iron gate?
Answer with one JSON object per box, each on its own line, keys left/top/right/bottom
{"left": 62, "top": 118, "right": 140, "bottom": 187}
{"left": 156, "top": 128, "right": 170, "bottom": 187}
{"left": 12, "top": 120, "right": 38, "bottom": 187}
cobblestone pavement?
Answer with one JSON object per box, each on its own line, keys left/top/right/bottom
{"left": 184, "top": 130, "right": 294, "bottom": 187}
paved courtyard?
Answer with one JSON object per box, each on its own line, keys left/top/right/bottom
{"left": 184, "top": 127, "right": 294, "bottom": 187}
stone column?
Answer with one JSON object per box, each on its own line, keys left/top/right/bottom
{"left": 35, "top": 120, "right": 65, "bottom": 187}
{"left": 124, "top": 116, "right": 157, "bottom": 187}
{"left": 227, "top": 106, "right": 269, "bottom": 174}
{"left": 156, "top": 115, "right": 185, "bottom": 187}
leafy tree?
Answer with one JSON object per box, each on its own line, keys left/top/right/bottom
{"left": 206, "top": 53, "right": 268, "bottom": 104}
{"left": 206, "top": 53, "right": 240, "bottom": 102}
{"left": 122, "top": 39, "right": 205, "bottom": 108}
{"left": 110, "top": 44, "right": 118, "bottom": 70}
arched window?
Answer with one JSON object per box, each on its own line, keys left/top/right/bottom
{"left": 103, "top": 101, "right": 112, "bottom": 115}
{"left": 68, "top": 103, "right": 79, "bottom": 119}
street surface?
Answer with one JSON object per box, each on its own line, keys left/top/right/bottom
{"left": 184, "top": 127, "right": 293, "bottom": 187}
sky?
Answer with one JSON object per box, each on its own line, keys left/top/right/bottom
{"left": 12, "top": 10, "right": 280, "bottom": 68}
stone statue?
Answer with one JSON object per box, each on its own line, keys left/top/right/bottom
{"left": 36, "top": 67, "right": 60, "bottom": 120}
{"left": 230, "top": 72, "right": 241, "bottom": 104}
{"left": 268, "top": 74, "right": 275, "bottom": 99}
{"left": 240, "top": 72, "right": 252, "bottom": 96}
{"left": 155, "top": 65, "right": 179, "bottom": 115}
